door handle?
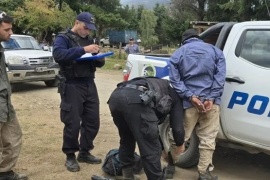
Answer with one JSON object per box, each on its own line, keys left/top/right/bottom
{"left": 226, "top": 77, "right": 245, "bottom": 84}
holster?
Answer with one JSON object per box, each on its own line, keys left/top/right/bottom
{"left": 56, "top": 75, "right": 66, "bottom": 95}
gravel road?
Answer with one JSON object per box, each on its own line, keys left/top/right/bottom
{"left": 10, "top": 69, "right": 270, "bottom": 180}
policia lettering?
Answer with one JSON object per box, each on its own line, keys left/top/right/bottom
{"left": 228, "top": 91, "right": 270, "bottom": 116}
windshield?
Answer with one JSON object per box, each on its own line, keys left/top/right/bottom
{"left": 1, "top": 36, "right": 41, "bottom": 50}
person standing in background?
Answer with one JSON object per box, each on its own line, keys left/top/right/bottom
{"left": 53, "top": 12, "right": 104, "bottom": 172}
{"left": 125, "top": 38, "right": 140, "bottom": 54}
{"left": 0, "top": 11, "right": 28, "bottom": 180}
{"left": 169, "top": 29, "right": 226, "bottom": 180}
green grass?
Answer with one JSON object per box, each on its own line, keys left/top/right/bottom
{"left": 101, "top": 47, "right": 128, "bottom": 70}
{"left": 103, "top": 57, "right": 126, "bottom": 70}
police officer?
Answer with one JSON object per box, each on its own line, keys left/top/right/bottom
{"left": 108, "top": 77, "right": 185, "bottom": 180}
{"left": 53, "top": 12, "right": 104, "bottom": 172}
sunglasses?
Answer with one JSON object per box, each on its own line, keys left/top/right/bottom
{"left": 0, "top": 12, "right": 7, "bottom": 19}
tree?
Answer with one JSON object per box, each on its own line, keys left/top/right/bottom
{"left": 0, "top": 0, "right": 24, "bottom": 13}
{"left": 153, "top": 4, "right": 170, "bottom": 45}
{"left": 170, "top": 0, "right": 207, "bottom": 21}
{"left": 218, "top": 0, "right": 253, "bottom": 21}
{"left": 139, "top": 10, "right": 158, "bottom": 48}
{"left": 81, "top": 4, "right": 128, "bottom": 38}
{"left": 118, "top": 5, "right": 143, "bottom": 31}
{"left": 252, "top": 0, "right": 270, "bottom": 20}
{"left": 218, "top": 0, "right": 270, "bottom": 21}
{"left": 14, "top": 0, "right": 75, "bottom": 42}
{"left": 0, "top": 0, "right": 25, "bottom": 33}
{"left": 162, "top": 0, "right": 197, "bottom": 45}
{"left": 206, "top": 0, "right": 233, "bottom": 21}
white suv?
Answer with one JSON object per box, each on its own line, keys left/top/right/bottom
{"left": 99, "top": 36, "right": 110, "bottom": 47}
{"left": 1, "top": 34, "right": 59, "bottom": 87}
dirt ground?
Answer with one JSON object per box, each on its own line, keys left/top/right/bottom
{"left": 10, "top": 69, "right": 270, "bottom": 180}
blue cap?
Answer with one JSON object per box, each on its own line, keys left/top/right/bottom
{"left": 76, "top": 12, "right": 96, "bottom": 30}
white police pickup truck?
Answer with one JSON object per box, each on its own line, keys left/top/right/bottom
{"left": 123, "top": 21, "right": 270, "bottom": 168}
{"left": 1, "top": 34, "right": 59, "bottom": 87}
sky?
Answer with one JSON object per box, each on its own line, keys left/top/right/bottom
{"left": 120, "top": 0, "right": 170, "bottom": 9}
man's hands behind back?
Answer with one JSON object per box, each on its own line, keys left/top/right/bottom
{"left": 191, "top": 96, "right": 213, "bottom": 113}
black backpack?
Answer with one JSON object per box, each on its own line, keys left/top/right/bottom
{"left": 102, "top": 149, "right": 143, "bottom": 176}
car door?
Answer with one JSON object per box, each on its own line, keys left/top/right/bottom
{"left": 221, "top": 22, "right": 270, "bottom": 149}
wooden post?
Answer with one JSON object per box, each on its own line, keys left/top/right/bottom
{"left": 119, "top": 42, "right": 122, "bottom": 59}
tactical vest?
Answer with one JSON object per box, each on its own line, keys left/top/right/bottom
{"left": 146, "top": 77, "right": 173, "bottom": 114}
{"left": 126, "top": 77, "right": 173, "bottom": 115}
{"left": 59, "top": 31, "right": 96, "bottom": 79}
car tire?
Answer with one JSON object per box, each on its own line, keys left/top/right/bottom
{"left": 44, "top": 79, "right": 59, "bottom": 87}
{"left": 159, "top": 117, "right": 199, "bottom": 168}
{"left": 10, "top": 84, "right": 17, "bottom": 93}
{"left": 100, "top": 42, "right": 104, "bottom": 47}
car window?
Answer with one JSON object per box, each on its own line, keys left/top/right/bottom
{"left": 240, "top": 30, "right": 270, "bottom": 68}
{"left": 2, "top": 38, "right": 20, "bottom": 49}
{"left": 1, "top": 36, "right": 41, "bottom": 50}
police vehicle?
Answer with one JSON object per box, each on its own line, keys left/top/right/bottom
{"left": 123, "top": 21, "right": 270, "bottom": 168}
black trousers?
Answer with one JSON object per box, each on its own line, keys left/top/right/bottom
{"left": 60, "top": 82, "right": 100, "bottom": 154}
{"left": 108, "top": 88, "right": 164, "bottom": 180}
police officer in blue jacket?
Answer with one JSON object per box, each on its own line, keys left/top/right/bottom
{"left": 53, "top": 12, "right": 104, "bottom": 172}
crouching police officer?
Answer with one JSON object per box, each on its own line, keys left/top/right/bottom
{"left": 53, "top": 12, "right": 104, "bottom": 172}
{"left": 107, "top": 77, "right": 185, "bottom": 180}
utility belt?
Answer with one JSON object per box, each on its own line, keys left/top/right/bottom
{"left": 117, "top": 78, "right": 173, "bottom": 115}
{"left": 117, "top": 83, "right": 155, "bottom": 106}
{"left": 65, "top": 78, "right": 94, "bottom": 84}
{"left": 118, "top": 84, "right": 148, "bottom": 92}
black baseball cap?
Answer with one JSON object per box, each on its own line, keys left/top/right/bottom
{"left": 76, "top": 12, "right": 96, "bottom": 30}
{"left": 182, "top": 29, "right": 199, "bottom": 43}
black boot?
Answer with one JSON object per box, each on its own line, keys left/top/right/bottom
{"left": 65, "top": 153, "right": 80, "bottom": 172}
{"left": 91, "top": 175, "right": 114, "bottom": 180}
{"left": 0, "top": 171, "right": 28, "bottom": 180}
{"left": 164, "top": 151, "right": 176, "bottom": 179}
{"left": 198, "top": 170, "right": 218, "bottom": 180}
{"left": 77, "top": 151, "right": 102, "bottom": 164}
{"left": 122, "top": 167, "right": 135, "bottom": 180}
{"left": 163, "top": 165, "right": 175, "bottom": 179}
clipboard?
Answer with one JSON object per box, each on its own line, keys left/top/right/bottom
{"left": 76, "top": 51, "right": 114, "bottom": 61}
